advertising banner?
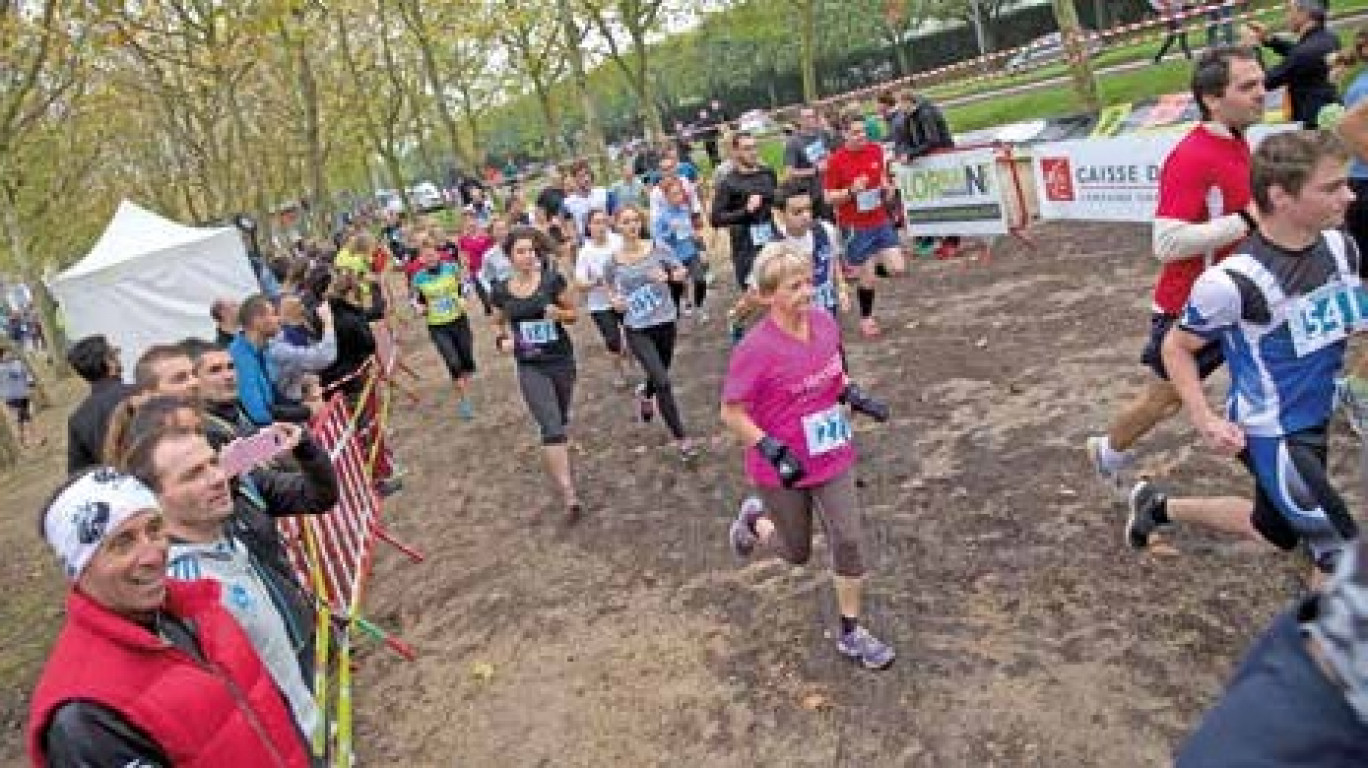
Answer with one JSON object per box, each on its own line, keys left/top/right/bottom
{"left": 1031, "top": 125, "right": 1295, "bottom": 223}
{"left": 894, "top": 148, "right": 1009, "bottom": 236}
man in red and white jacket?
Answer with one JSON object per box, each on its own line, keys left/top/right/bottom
{"left": 1085, "top": 46, "right": 1267, "bottom": 498}
{"left": 28, "top": 468, "right": 311, "bottom": 767}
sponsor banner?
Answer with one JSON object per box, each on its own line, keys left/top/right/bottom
{"left": 1032, "top": 124, "right": 1297, "bottom": 222}
{"left": 894, "top": 148, "right": 1009, "bottom": 236}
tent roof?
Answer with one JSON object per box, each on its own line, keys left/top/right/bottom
{"left": 57, "top": 200, "right": 236, "bottom": 282}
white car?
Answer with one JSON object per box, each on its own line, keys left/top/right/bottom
{"left": 1005, "top": 32, "right": 1104, "bottom": 73}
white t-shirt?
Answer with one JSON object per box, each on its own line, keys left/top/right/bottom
{"left": 564, "top": 187, "right": 611, "bottom": 239}
{"left": 575, "top": 232, "right": 624, "bottom": 312}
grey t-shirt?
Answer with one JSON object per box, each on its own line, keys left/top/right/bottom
{"left": 604, "top": 243, "right": 681, "bottom": 329}
{"left": 784, "top": 129, "right": 835, "bottom": 172}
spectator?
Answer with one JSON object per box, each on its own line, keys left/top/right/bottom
{"left": 896, "top": 88, "right": 960, "bottom": 259}
{"left": 1152, "top": 1, "right": 1194, "bottom": 63}
{"left": 1177, "top": 538, "right": 1368, "bottom": 766}
{"left": 210, "top": 299, "right": 240, "bottom": 347}
{"left": 27, "top": 468, "right": 312, "bottom": 766}
{"left": 0, "top": 345, "right": 37, "bottom": 448}
{"left": 230, "top": 294, "right": 312, "bottom": 426}
{"left": 126, "top": 425, "right": 321, "bottom": 739}
{"left": 267, "top": 297, "right": 336, "bottom": 405}
{"left": 65, "top": 335, "right": 128, "bottom": 474}
{"left": 133, "top": 343, "right": 199, "bottom": 401}
{"left": 320, "top": 269, "right": 381, "bottom": 400}
{"left": 697, "top": 108, "right": 722, "bottom": 167}
{"left": 1246, "top": 0, "right": 1341, "bottom": 127}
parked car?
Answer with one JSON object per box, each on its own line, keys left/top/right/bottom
{"left": 1005, "top": 32, "right": 1105, "bottom": 73}
{"left": 409, "top": 181, "right": 444, "bottom": 212}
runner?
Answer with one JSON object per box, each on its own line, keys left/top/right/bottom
{"left": 710, "top": 130, "right": 779, "bottom": 291}
{"left": 721, "top": 244, "right": 895, "bottom": 670}
{"left": 1086, "top": 46, "right": 1266, "bottom": 497}
{"left": 822, "top": 109, "right": 906, "bottom": 339}
{"left": 0, "top": 346, "right": 37, "bottom": 448}
{"left": 604, "top": 205, "right": 703, "bottom": 461}
{"left": 562, "top": 160, "right": 615, "bottom": 240}
{"left": 457, "top": 216, "right": 497, "bottom": 315}
{"left": 480, "top": 215, "right": 516, "bottom": 293}
{"left": 653, "top": 177, "right": 709, "bottom": 322}
{"left": 411, "top": 234, "right": 477, "bottom": 420}
{"left": 783, "top": 105, "right": 836, "bottom": 221}
{"left": 490, "top": 227, "right": 583, "bottom": 522}
{"left": 1126, "top": 129, "right": 1361, "bottom": 578}
{"left": 574, "top": 209, "right": 631, "bottom": 387}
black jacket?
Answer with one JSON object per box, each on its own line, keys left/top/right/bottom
{"left": 320, "top": 296, "right": 381, "bottom": 397}
{"left": 709, "top": 166, "right": 779, "bottom": 262}
{"left": 1264, "top": 25, "right": 1341, "bottom": 128}
{"left": 66, "top": 378, "right": 129, "bottom": 474}
{"left": 898, "top": 97, "right": 954, "bottom": 160}
{"left": 229, "top": 433, "right": 339, "bottom": 679}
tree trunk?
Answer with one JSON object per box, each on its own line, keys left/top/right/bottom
{"left": 1054, "top": 0, "right": 1101, "bottom": 111}
{"left": 560, "top": 0, "right": 609, "bottom": 176}
{"left": 295, "top": 35, "right": 329, "bottom": 235}
{"left": 0, "top": 172, "right": 66, "bottom": 392}
{"left": 799, "top": 0, "right": 818, "bottom": 102}
{"left": 531, "top": 79, "right": 561, "bottom": 160}
{"left": 628, "top": 24, "right": 663, "bottom": 143}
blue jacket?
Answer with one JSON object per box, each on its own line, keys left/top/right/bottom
{"left": 228, "top": 334, "right": 277, "bottom": 426}
{"left": 1178, "top": 608, "right": 1368, "bottom": 767}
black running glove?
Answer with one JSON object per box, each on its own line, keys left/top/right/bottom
{"left": 756, "top": 435, "right": 805, "bottom": 488}
{"left": 842, "top": 383, "right": 889, "bottom": 423}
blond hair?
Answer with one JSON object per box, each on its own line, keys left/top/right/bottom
{"left": 751, "top": 242, "right": 812, "bottom": 294}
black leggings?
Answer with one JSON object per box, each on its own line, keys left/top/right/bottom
{"left": 590, "top": 309, "right": 626, "bottom": 355}
{"left": 428, "top": 317, "right": 476, "bottom": 380}
{"left": 626, "top": 323, "right": 686, "bottom": 440}
{"left": 517, "top": 362, "right": 576, "bottom": 445}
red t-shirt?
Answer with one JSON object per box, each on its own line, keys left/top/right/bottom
{"left": 823, "top": 142, "right": 889, "bottom": 230}
{"left": 1151, "top": 125, "right": 1252, "bottom": 315}
{"left": 458, "top": 234, "right": 495, "bottom": 273}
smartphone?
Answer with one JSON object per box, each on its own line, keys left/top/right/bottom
{"left": 219, "top": 430, "right": 289, "bottom": 477}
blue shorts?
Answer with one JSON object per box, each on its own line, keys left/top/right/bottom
{"left": 842, "top": 224, "right": 900, "bottom": 266}
{"left": 1241, "top": 427, "right": 1356, "bottom": 569}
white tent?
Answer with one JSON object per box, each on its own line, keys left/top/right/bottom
{"left": 50, "top": 200, "right": 261, "bottom": 379}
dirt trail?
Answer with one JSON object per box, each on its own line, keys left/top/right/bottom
{"left": 0, "top": 222, "right": 1354, "bottom": 766}
{"left": 353, "top": 222, "right": 1350, "bottom": 766}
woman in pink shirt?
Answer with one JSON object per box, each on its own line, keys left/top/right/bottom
{"left": 720, "top": 242, "right": 895, "bottom": 671}
{"left": 458, "top": 217, "right": 497, "bottom": 314}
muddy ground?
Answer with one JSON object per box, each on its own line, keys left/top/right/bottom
{"left": 2, "top": 221, "right": 1359, "bottom": 766}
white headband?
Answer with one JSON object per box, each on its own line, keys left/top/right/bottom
{"left": 43, "top": 468, "right": 161, "bottom": 581}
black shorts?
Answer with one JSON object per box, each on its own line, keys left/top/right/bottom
{"left": 1141, "top": 312, "right": 1224, "bottom": 380}
{"left": 5, "top": 398, "right": 30, "bottom": 424}
{"left": 428, "top": 317, "right": 476, "bottom": 380}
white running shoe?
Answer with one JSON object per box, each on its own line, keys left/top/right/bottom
{"left": 1085, "top": 435, "right": 1129, "bottom": 503}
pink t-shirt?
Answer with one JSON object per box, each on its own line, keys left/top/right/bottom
{"left": 722, "top": 309, "right": 853, "bottom": 489}
{"left": 458, "top": 234, "right": 495, "bottom": 273}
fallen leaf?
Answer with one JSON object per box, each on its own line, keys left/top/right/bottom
{"left": 801, "top": 693, "right": 829, "bottom": 711}
{"left": 470, "top": 662, "right": 495, "bottom": 682}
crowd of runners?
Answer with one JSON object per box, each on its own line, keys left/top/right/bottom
{"left": 17, "top": 1, "right": 1368, "bottom": 761}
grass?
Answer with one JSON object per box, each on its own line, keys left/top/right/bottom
{"left": 921, "top": 0, "right": 1368, "bottom": 105}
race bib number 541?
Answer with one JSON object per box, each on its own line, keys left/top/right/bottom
{"left": 1288, "top": 283, "right": 1368, "bottom": 357}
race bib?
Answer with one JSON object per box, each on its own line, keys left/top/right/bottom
{"left": 518, "top": 319, "right": 558, "bottom": 346}
{"left": 814, "top": 282, "right": 838, "bottom": 310}
{"left": 1287, "top": 282, "right": 1368, "bottom": 357}
{"left": 627, "top": 284, "right": 664, "bottom": 321}
{"left": 431, "top": 296, "right": 457, "bottom": 316}
{"left": 801, "top": 405, "right": 851, "bottom": 456}
{"left": 672, "top": 219, "right": 692, "bottom": 238}
{"left": 803, "top": 141, "right": 827, "bottom": 165}
{"left": 750, "top": 222, "right": 774, "bottom": 245}
{"left": 855, "top": 188, "right": 882, "bottom": 213}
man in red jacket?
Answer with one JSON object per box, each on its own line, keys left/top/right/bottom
{"left": 28, "top": 467, "right": 311, "bottom": 767}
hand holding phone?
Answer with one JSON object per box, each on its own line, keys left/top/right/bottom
{"left": 218, "top": 429, "right": 290, "bottom": 477}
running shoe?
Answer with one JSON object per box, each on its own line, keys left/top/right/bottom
{"left": 1084, "top": 435, "right": 1129, "bottom": 503}
{"left": 457, "top": 398, "right": 475, "bottom": 422}
{"left": 837, "top": 626, "right": 896, "bottom": 670}
{"left": 728, "top": 321, "right": 746, "bottom": 347}
{"left": 859, "top": 317, "right": 881, "bottom": 339}
{"left": 1125, "top": 480, "right": 1169, "bottom": 550}
{"left": 635, "top": 384, "right": 655, "bottom": 423}
{"left": 728, "top": 496, "right": 765, "bottom": 559}
{"left": 375, "top": 477, "right": 404, "bottom": 498}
